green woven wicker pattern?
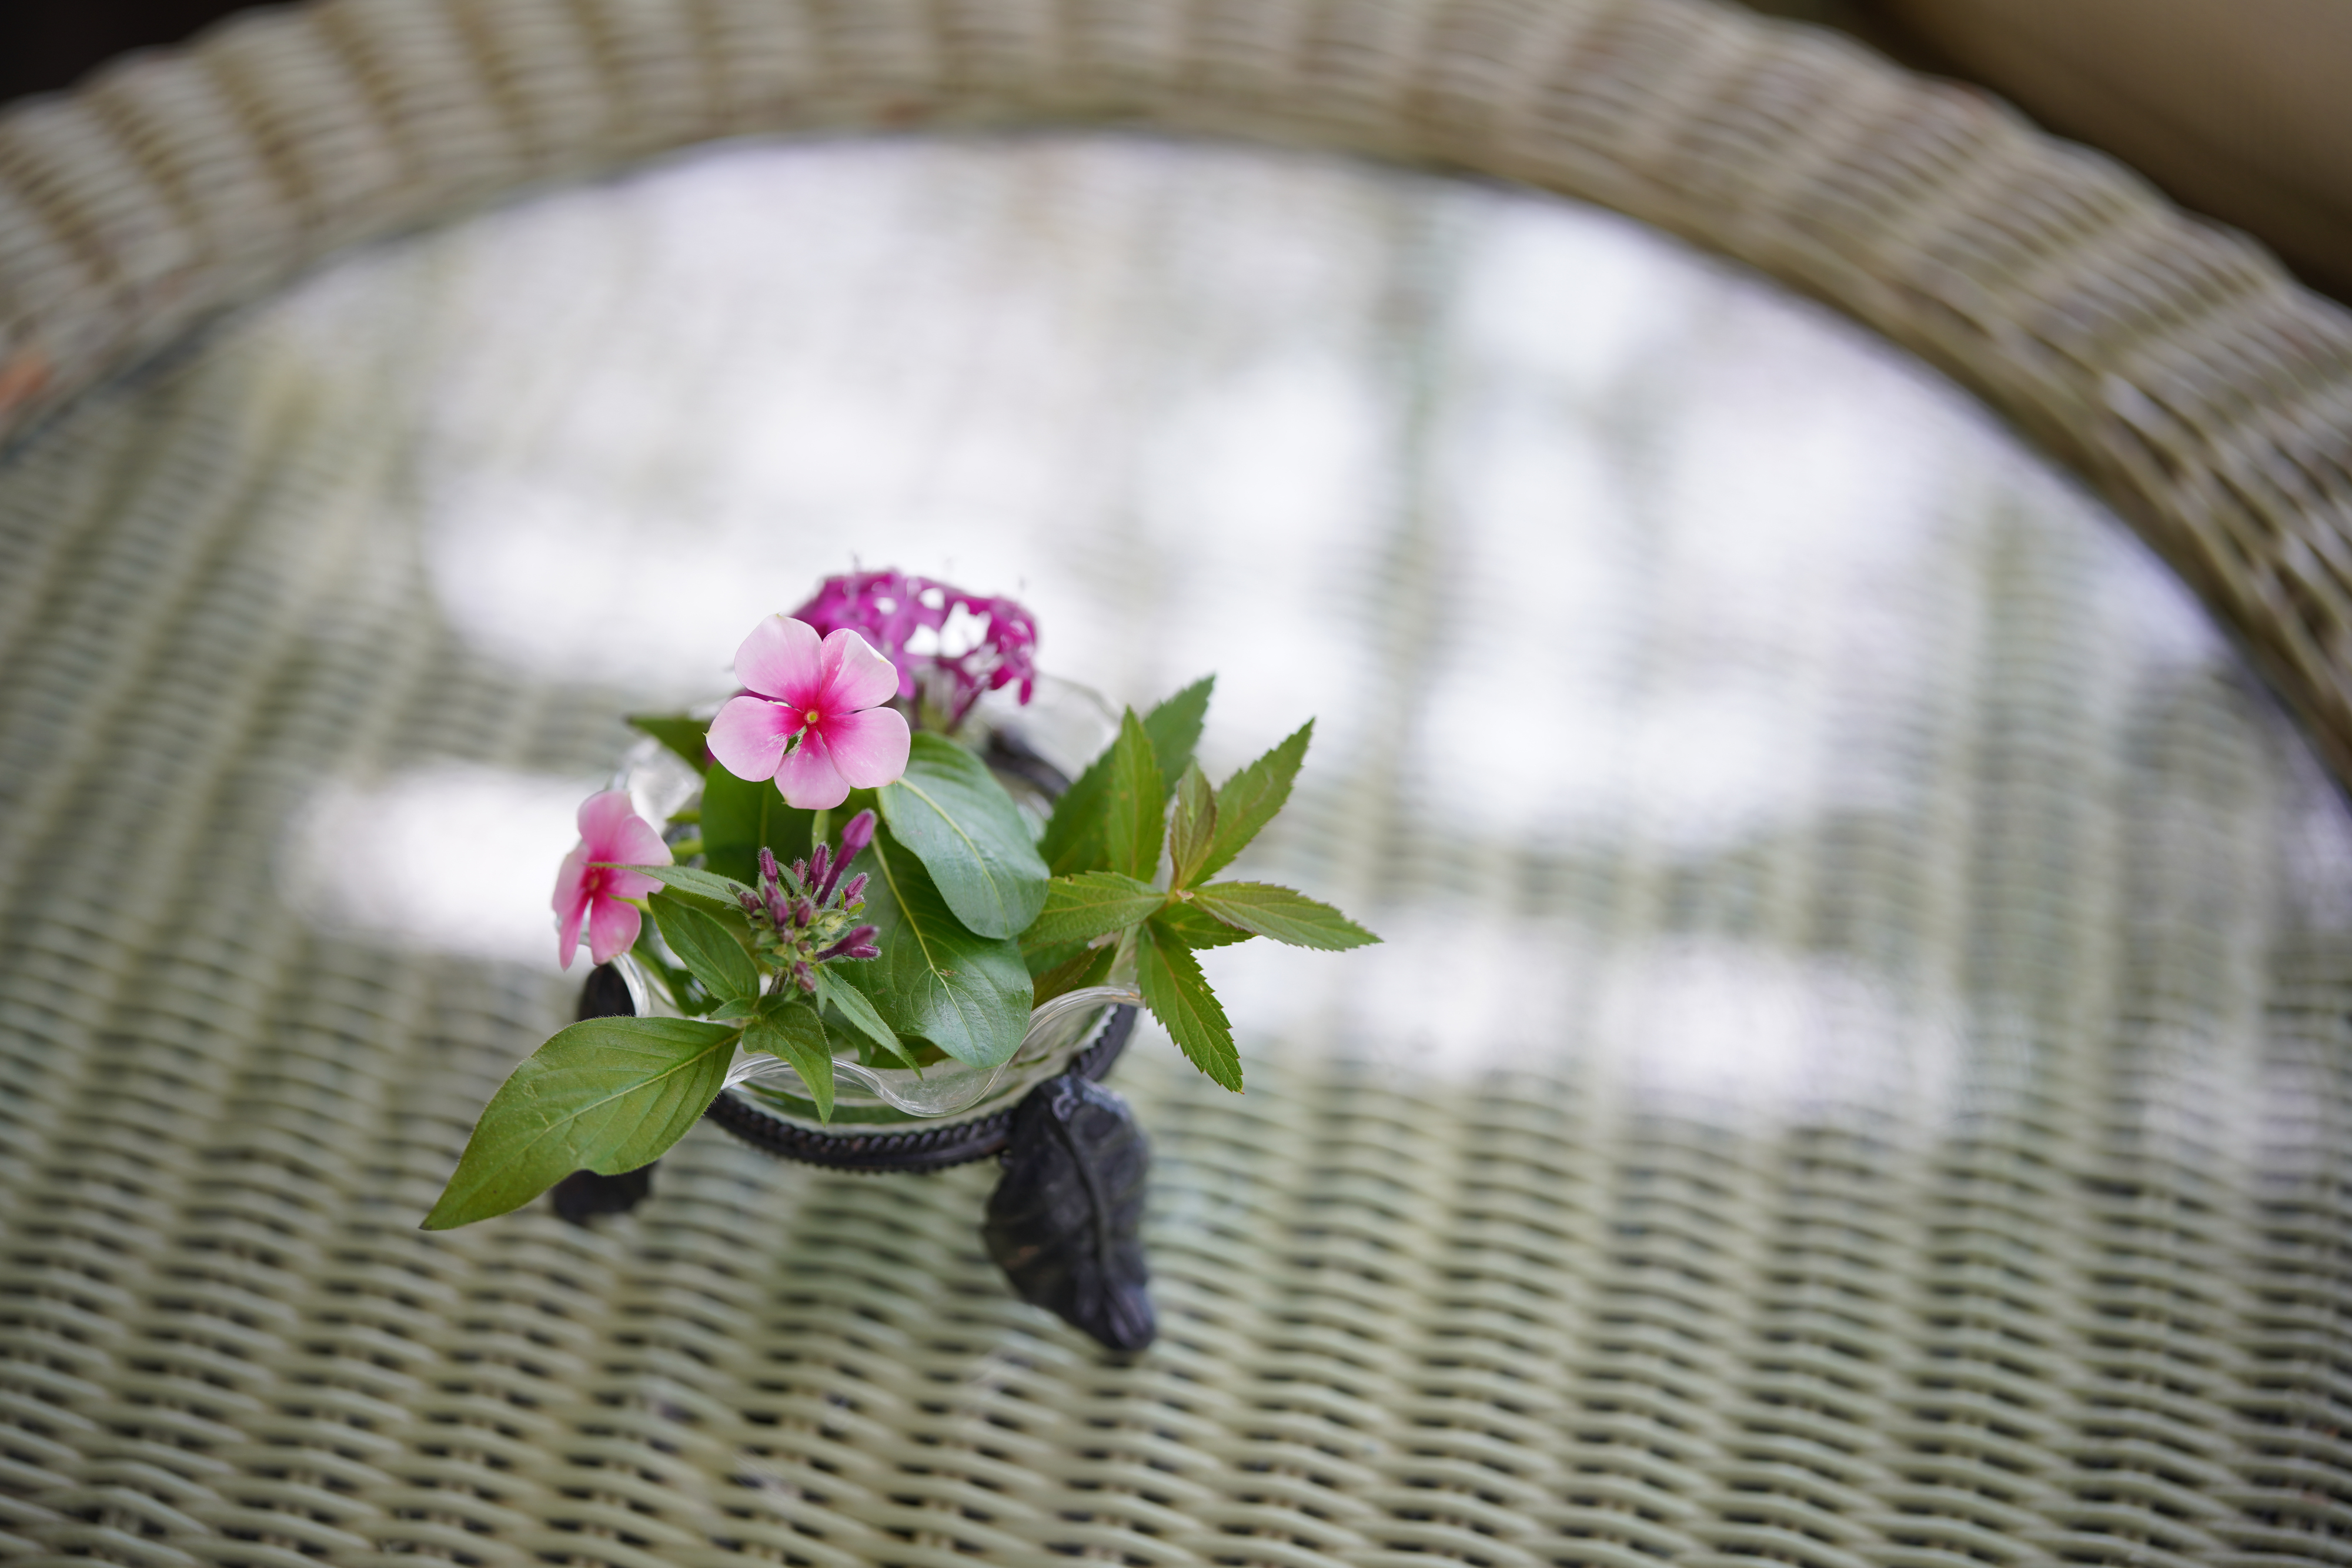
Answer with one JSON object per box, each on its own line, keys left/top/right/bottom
{"left": 2, "top": 0, "right": 2351, "bottom": 787}
{"left": 4, "top": 128, "right": 2351, "bottom": 1567}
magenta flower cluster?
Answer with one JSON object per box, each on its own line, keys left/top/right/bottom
{"left": 791, "top": 570, "right": 1038, "bottom": 727}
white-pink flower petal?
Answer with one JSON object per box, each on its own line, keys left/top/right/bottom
{"left": 707, "top": 695, "right": 800, "bottom": 783}
{"left": 817, "top": 628, "right": 902, "bottom": 714}
{"left": 553, "top": 842, "right": 592, "bottom": 970}
{"left": 734, "top": 614, "right": 825, "bottom": 704}
{"left": 823, "top": 704, "right": 911, "bottom": 789}
{"left": 774, "top": 734, "right": 852, "bottom": 810}
{"left": 587, "top": 895, "right": 643, "bottom": 967}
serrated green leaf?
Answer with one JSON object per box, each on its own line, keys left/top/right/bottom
{"left": 838, "top": 825, "right": 1032, "bottom": 1067}
{"left": 878, "top": 733, "right": 1050, "bottom": 940}
{"left": 1138, "top": 916, "right": 1240, "bottom": 1091}
{"left": 650, "top": 892, "right": 762, "bottom": 1001}
{"left": 1142, "top": 676, "right": 1213, "bottom": 795}
{"left": 628, "top": 715, "right": 710, "bottom": 770}
{"left": 811, "top": 965, "right": 909, "bottom": 1066}
{"left": 1187, "top": 882, "right": 1379, "bottom": 950}
{"left": 1152, "top": 900, "right": 1257, "bottom": 951}
{"left": 701, "top": 761, "right": 814, "bottom": 885}
{"left": 1167, "top": 761, "right": 1215, "bottom": 890}
{"left": 1024, "top": 871, "right": 1167, "bottom": 948}
{"left": 744, "top": 1004, "right": 835, "bottom": 1121}
{"left": 617, "top": 862, "right": 756, "bottom": 907}
{"left": 1198, "top": 721, "right": 1312, "bottom": 882}
{"left": 422, "top": 1016, "right": 741, "bottom": 1229}
{"left": 1038, "top": 678, "right": 1213, "bottom": 877}
{"left": 1032, "top": 942, "right": 1118, "bottom": 1006}
{"left": 1103, "top": 710, "right": 1162, "bottom": 881}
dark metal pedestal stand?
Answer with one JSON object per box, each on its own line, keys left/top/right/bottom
{"left": 553, "top": 963, "right": 1156, "bottom": 1350}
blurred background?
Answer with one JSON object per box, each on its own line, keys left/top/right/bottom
{"left": 9, "top": 0, "right": 2349, "bottom": 300}
{"left": 7, "top": 4, "right": 2352, "bottom": 1564}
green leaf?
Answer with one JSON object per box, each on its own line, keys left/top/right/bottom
{"left": 1198, "top": 721, "right": 1312, "bottom": 882}
{"left": 1102, "top": 710, "right": 1162, "bottom": 881}
{"left": 1138, "top": 915, "right": 1240, "bottom": 1091}
{"left": 1187, "top": 882, "right": 1379, "bottom": 950}
{"left": 1025, "top": 871, "right": 1167, "bottom": 948}
{"left": 811, "top": 965, "right": 909, "bottom": 1066}
{"left": 628, "top": 714, "right": 710, "bottom": 770}
{"left": 422, "top": 1016, "right": 741, "bottom": 1229}
{"left": 744, "top": 1004, "right": 835, "bottom": 1121}
{"left": 1038, "top": 678, "right": 1213, "bottom": 877}
{"left": 650, "top": 892, "right": 762, "bottom": 1000}
{"left": 615, "top": 862, "right": 756, "bottom": 908}
{"left": 1152, "top": 900, "right": 1257, "bottom": 951}
{"left": 878, "top": 733, "right": 1050, "bottom": 940}
{"left": 700, "top": 761, "right": 814, "bottom": 885}
{"left": 838, "top": 825, "right": 1033, "bottom": 1067}
{"left": 1022, "top": 936, "right": 1087, "bottom": 974}
{"left": 1167, "top": 761, "right": 1215, "bottom": 890}
{"left": 1141, "top": 676, "right": 1213, "bottom": 795}
{"left": 1032, "top": 942, "right": 1118, "bottom": 1006}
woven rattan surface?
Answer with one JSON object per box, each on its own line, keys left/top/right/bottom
{"left": 5, "top": 5, "right": 2352, "bottom": 1568}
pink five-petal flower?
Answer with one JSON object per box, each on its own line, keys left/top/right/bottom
{"left": 553, "top": 790, "right": 672, "bottom": 970}
{"left": 706, "top": 616, "right": 911, "bottom": 810}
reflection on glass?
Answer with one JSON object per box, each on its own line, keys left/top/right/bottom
{"left": 254, "top": 133, "right": 2349, "bottom": 1157}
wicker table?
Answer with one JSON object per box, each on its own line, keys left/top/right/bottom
{"left": 4, "top": 4, "right": 2352, "bottom": 1566}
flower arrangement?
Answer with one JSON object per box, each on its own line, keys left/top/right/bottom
{"left": 422, "top": 570, "right": 1375, "bottom": 1345}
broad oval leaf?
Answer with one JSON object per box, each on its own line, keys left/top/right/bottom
{"left": 744, "top": 1003, "right": 836, "bottom": 1121}
{"left": 840, "top": 825, "right": 1033, "bottom": 1067}
{"left": 879, "top": 733, "right": 1049, "bottom": 940}
{"left": 650, "top": 892, "right": 761, "bottom": 1000}
{"left": 811, "top": 965, "right": 909, "bottom": 1066}
{"left": 616, "top": 862, "right": 755, "bottom": 907}
{"left": 422, "top": 1016, "right": 741, "bottom": 1229}
{"left": 1187, "top": 881, "right": 1378, "bottom": 951}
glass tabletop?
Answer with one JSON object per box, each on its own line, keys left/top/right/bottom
{"left": 5, "top": 128, "right": 2348, "bottom": 1566}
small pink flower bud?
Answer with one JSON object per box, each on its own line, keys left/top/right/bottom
{"left": 757, "top": 847, "right": 780, "bottom": 887}
{"left": 838, "top": 872, "right": 867, "bottom": 907}
{"left": 837, "top": 810, "right": 877, "bottom": 860}
{"left": 816, "top": 924, "right": 879, "bottom": 962}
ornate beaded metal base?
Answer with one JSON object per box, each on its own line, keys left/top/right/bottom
{"left": 702, "top": 1004, "right": 1138, "bottom": 1174}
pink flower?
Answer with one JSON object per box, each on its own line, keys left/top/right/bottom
{"left": 553, "top": 790, "right": 671, "bottom": 969}
{"left": 707, "top": 616, "right": 912, "bottom": 810}
{"left": 793, "top": 570, "right": 1037, "bottom": 726}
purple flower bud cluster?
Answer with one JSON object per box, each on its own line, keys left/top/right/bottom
{"left": 791, "top": 570, "right": 1038, "bottom": 728}
{"left": 746, "top": 810, "right": 883, "bottom": 982}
